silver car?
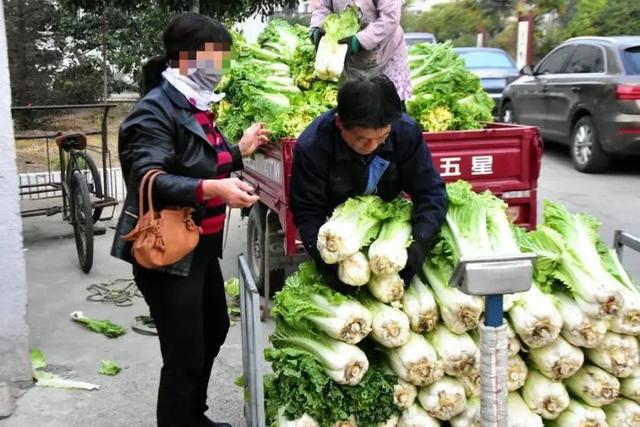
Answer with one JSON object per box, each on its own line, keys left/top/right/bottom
{"left": 453, "top": 47, "right": 520, "bottom": 114}
{"left": 500, "top": 36, "right": 640, "bottom": 173}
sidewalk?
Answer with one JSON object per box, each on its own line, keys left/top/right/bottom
{"left": 1, "top": 210, "right": 261, "bottom": 427}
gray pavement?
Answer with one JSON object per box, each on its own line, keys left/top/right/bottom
{"left": 1, "top": 209, "right": 261, "bottom": 427}
{"left": 2, "top": 144, "right": 639, "bottom": 427}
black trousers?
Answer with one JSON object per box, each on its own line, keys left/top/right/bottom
{"left": 135, "top": 234, "right": 230, "bottom": 427}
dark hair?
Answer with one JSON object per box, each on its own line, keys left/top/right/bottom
{"left": 337, "top": 72, "right": 403, "bottom": 129}
{"left": 141, "top": 12, "right": 233, "bottom": 95}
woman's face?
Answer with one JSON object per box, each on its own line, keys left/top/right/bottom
{"left": 176, "top": 42, "right": 232, "bottom": 77}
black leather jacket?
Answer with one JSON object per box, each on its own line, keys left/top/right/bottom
{"left": 110, "top": 79, "right": 243, "bottom": 276}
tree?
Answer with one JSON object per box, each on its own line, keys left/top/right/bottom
{"left": 594, "top": 0, "right": 640, "bottom": 36}
{"left": 62, "top": 0, "right": 298, "bottom": 21}
{"left": 403, "top": 0, "right": 486, "bottom": 47}
{"left": 564, "top": 0, "right": 606, "bottom": 38}
{"left": 57, "top": 4, "right": 173, "bottom": 88}
{"left": 4, "top": 0, "right": 63, "bottom": 106}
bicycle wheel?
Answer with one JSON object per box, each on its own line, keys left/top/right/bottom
{"left": 70, "top": 170, "right": 94, "bottom": 273}
{"left": 69, "top": 151, "right": 103, "bottom": 223}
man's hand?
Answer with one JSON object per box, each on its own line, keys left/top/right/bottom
{"left": 239, "top": 123, "right": 270, "bottom": 157}
{"left": 309, "top": 27, "right": 325, "bottom": 50}
{"left": 399, "top": 239, "right": 430, "bottom": 287}
{"left": 338, "top": 35, "right": 362, "bottom": 55}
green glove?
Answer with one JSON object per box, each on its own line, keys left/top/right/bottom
{"left": 309, "top": 27, "right": 325, "bottom": 50}
{"left": 338, "top": 35, "right": 362, "bottom": 55}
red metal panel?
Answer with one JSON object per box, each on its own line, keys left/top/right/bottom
{"left": 239, "top": 123, "right": 543, "bottom": 256}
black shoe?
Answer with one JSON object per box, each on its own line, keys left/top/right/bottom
{"left": 199, "top": 416, "right": 231, "bottom": 427}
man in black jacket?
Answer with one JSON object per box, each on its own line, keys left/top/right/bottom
{"left": 290, "top": 73, "right": 448, "bottom": 291}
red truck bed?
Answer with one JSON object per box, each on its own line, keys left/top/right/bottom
{"left": 239, "top": 122, "right": 543, "bottom": 257}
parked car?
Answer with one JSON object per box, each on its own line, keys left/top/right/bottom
{"left": 500, "top": 36, "right": 640, "bottom": 172}
{"left": 453, "top": 47, "right": 519, "bottom": 115}
{"left": 404, "top": 32, "right": 437, "bottom": 45}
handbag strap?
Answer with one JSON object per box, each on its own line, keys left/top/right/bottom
{"left": 137, "top": 169, "right": 165, "bottom": 217}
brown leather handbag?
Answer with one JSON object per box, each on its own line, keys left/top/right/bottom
{"left": 122, "top": 169, "right": 201, "bottom": 269}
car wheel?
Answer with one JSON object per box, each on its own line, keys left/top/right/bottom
{"left": 501, "top": 102, "right": 516, "bottom": 124}
{"left": 571, "top": 116, "right": 610, "bottom": 173}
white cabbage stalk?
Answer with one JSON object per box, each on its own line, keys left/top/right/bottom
{"left": 507, "top": 354, "right": 528, "bottom": 392}
{"left": 427, "top": 325, "right": 478, "bottom": 377}
{"left": 459, "top": 368, "right": 480, "bottom": 398}
{"left": 604, "top": 398, "right": 640, "bottom": 427}
{"left": 368, "top": 206, "right": 412, "bottom": 275}
{"left": 393, "top": 379, "right": 417, "bottom": 409}
{"left": 506, "top": 322, "right": 522, "bottom": 356}
{"left": 314, "top": 37, "right": 348, "bottom": 81}
{"left": 565, "top": 364, "right": 620, "bottom": 407}
{"left": 270, "top": 324, "right": 369, "bottom": 385}
{"left": 541, "top": 205, "right": 624, "bottom": 318}
{"left": 337, "top": 252, "right": 370, "bottom": 286}
{"left": 377, "top": 414, "right": 400, "bottom": 427}
{"left": 277, "top": 409, "right": 319, "bottom": 427}
{"left": 554, "top": 292, "right": 608, "bottom": 348}
{"left": 424, "top": 263, "right": 484, "bottom": 334}
{"left": 387, "top": 332, "right": 443, "bottom": 386}
{"left": 357, "top": 293, "right": 410, "bottom": 348}
{"left": 402, "top": 276, "right": 438, "bottom": 333}
{"left": 507, "top": 392, "right": 543, "bottom": 427}
{"left": 585, "top": 331, "right": 640, "bottom": 378}
{"left": 548, "top": 400, "right": 607, "bottom": 427}
{"left": 398, "top": 403, "right": 440, "bottom": 427}
{"left": 450, "top": 396, "right": 480, "bottom": 427}
{"left": 503, "top": 293, "right": 517, "bottom": 312}
{"left": 610, "top": 284, "right": 640, "bottom": 336}
{"left": 332, "top": 415, "right": 357, "bottom": 427}
{"left": 521, "top": 370, "right": 570, "bottom": 420}
{"left": 303, "top": 295, "right": 373, "bottom": 345}
{"left": 529, "top": 335, "right": 584, "bottom": 381}
{"left": 368, "top": 273, "right": 405, "bottom": 303}
{"left": 620, "top": 366, "right": 640, "bottom": 404}
{"left": 599, "top": 242, "right": 640, "bottom": 336}
{"left": 417, "top": 376, "right": 467, "bottom": 421}
{"left": 508, "top": 284, "right": 562, "bottom": 348}
{"left": 317, "top": 196, "right": 386, "bottom": 264}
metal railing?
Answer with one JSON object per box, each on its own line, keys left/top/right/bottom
{"left": 238, "top": 254, "right": 266, "bottom": 427}
{"left": 614, "top": 230, "right": 640, "bottom": 261}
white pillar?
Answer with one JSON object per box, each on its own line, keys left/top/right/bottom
{"left": 0, "top": 0, "right": 32, "bottom": 417}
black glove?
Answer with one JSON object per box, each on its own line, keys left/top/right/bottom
{"left": 319, "top": 262, "right": 357, "bottom": 295}
{"left": 399, "top": 238, "right": 431, "bottom": 287}
{"left": 309, "top": 27, "right": 325, "bottom": 50}
{"left": 338, "top": 35, "right": 362, "bottom": 55}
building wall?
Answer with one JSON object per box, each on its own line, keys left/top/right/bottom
{"left": 0, "top": 0, "right": 32, "bottom": 394}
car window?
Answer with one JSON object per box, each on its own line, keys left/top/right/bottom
{"left": 566, "top": 45, "right": 605, "bottom": 73}
{"left": 621, "top": 46, "right": 640, "bottom": 75}
{"left": 458, "top": 51, "right": 515, "bottom": 68}
{"left": 536, "top": 46, "right": 574, "bottom": 74}
{"left": 406, "top": 37, "right": 435, "bottom": 46}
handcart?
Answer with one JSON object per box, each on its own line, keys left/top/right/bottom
{"left": 12, "top": 104, "right": 120, "bottom": 273}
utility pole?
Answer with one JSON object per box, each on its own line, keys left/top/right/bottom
{"left": 102, "top": 9, "right": 108, "bottom": 100}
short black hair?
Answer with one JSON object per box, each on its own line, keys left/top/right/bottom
{"left": 142, "top": 13, "right": 232, "bottom": 95}
{"left": 164, "top": 12, "right": 232, "bottom": 61}
{"left": 337, "top": 72, "right": 403, "bottom": 129}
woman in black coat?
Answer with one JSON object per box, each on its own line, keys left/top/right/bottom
{"left": 111, "top": 13, "right": 268, "bottom": 427}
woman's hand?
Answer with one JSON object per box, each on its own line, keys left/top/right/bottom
{"left": 238, "top": 123, "right": 270, "bottom": 157}
{"left": 202, "top": 178, "right": 259, "bottom": 208}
